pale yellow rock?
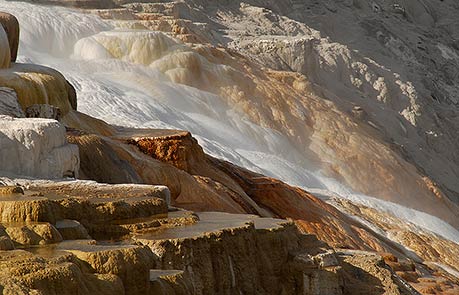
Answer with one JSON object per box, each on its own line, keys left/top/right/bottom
{"left": 0, "top": 63, "right": 75, "bottom": 115}
{"left": 5, "top": 223, "right": 63, "bottom": 246}
{"left": 0, "top": 197, "right": 57, "bottom": 223}
{"left": 61, "top": 241, "right": 155, "bottom": 295}
{"left": 0, "top": 249, "right": 125, "bottom": 295}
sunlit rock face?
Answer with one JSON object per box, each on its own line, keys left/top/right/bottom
{"left": 0, "top": 116, "right": 79, "bottom": 179}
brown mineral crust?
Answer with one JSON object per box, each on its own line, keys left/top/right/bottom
{"left": 0, "top": 12, "right": 19, "bottom": 62}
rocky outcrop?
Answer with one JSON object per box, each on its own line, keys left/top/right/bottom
{"left": 331, "top": 198, "right": 459, "bottom": 294}
{"left": 0, "top": 116, "right": 79, "bottom": 179}
{"left": 0, "top": 249, "right": 125, "bottom": 295}
{"left": 55, "top": 219, "right": 90, "bottom": 240}
{"left": 136, "top": 212, "right": 344, "bottom": 295}
{"left": 117, "top": 129, "right": 405, "bottom": 253}
{"left": 0, "top": 180, "right": 345, "bottom": 295}
{"left": 339, "top": 251, "right": 415, "bottom": 295}
{"left": 67, "top": 132, "right": 142, "bottom": 184}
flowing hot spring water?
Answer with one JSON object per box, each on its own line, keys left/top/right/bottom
{"left": 1, "top": 0, "right": 458, "bottom": 244}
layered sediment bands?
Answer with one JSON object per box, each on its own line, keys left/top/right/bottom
{"left": 0, "top": 180, "right": 169, "bottom": 224}
{"left": 116, "top": 130, "right": 422, "bottom": 253}
{"left": 27, "top": 180, "right": 170, "bottom": 203}
{"left": 29, "top": 0, "right": 117, "bottom": 9}
{"left": 212, "top": 160, "right": 386, "bottom": 250}
{"left": 0, "top": 177, "right": 350, "bottom": 295}
{"left": 0, "top": 209, "right": 345, "bottom": 295}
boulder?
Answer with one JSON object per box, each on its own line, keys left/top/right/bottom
{"left": 0, "top": 235, "right": 14, "bottom": 250}
{"left": 60, "top": 241, "right": 155, "bottom": 295}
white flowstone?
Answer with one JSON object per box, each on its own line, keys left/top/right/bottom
{"left": 0, "top": 116, "right": 79, "bottom": 179}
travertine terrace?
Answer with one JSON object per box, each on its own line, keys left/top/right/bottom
{"left": 0, "top": 1, "right": 459, "bottom": 294}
